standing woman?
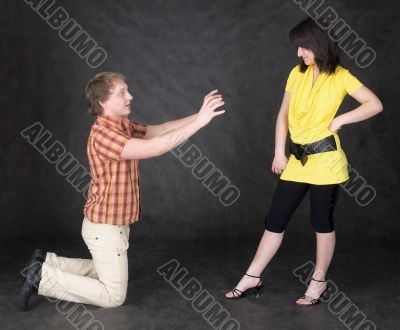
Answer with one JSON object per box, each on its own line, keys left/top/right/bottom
{"left": 225, "top": 17, "right": 383, "bottom": 305}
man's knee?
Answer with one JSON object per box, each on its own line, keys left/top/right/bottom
{"left": 110, "top": 296, "right": 126, "bottom": 307}
{"left": 103, "top": 292, "right": 126, "bottom": 308}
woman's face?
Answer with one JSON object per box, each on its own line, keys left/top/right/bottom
{"left": 297, "top": 47, "right": 315, "bottom": 66}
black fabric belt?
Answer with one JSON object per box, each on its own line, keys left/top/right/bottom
{"left": 289, "top": 134, "right": 337, "bottom": 166}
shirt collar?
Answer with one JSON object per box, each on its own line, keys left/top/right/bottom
{"left": 96, "top": 114, "right": 130, "bottom": 130}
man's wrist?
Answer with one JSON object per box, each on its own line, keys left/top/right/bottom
{"left": 192, "top": 116, "right": 205, "bottom": 130}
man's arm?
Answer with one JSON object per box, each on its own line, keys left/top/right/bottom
{"left": 143, "top": 114, "right": 197, "bottom": 140}
{"left": 120, "top": 90, "right": 225, "bottom": 160}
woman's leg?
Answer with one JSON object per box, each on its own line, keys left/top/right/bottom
{"left": 224, "top": 230, "right": 284, "bottom": 298}
{"left": 296, "top": 184, "right": 340, "bottom": 305}
{"left": 226, "top": 179, "right": 309, "bottom": 297}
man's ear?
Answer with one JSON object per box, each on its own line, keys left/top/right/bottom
{"left": 99, "top": 100, "right": 106, "bottom": 110}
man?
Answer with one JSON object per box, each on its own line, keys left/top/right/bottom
{"left": 20, "top": 72, "right": 225, "bottom": 310}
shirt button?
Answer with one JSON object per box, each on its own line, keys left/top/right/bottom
{"left": 120, "top": 231, "right": 122, "bottom": 234}
{"left": 118, "top": 253, "right": 120, "bottom": 256}
{"left": 95, "top": 237, "right": 98, "bottom": 240}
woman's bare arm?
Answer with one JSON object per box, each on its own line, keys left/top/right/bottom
{"left": 271, "top": 91, "right": 290, "bottom": 174}
{"left": 329, "top": 86, "right": 383, "bottom": 132}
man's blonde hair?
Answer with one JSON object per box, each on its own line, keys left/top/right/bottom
{"left": 85, "top": 72, "right": 126, "bottom": 116}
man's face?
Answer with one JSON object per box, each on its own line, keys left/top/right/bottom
{"left": 100, "top": 80, "right": 133, "bottom": 118}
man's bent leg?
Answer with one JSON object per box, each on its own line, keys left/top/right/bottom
{"left": 44, "top": 253, "right": 98, "bottom": 279}
{"left": 38, "top": 218, "right": 130, "bottom": 307}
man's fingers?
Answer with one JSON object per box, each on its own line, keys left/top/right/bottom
{"left": 204, "top": 90, "right": 219, "bottom": 100}
{"left": 204, "top": 95, "right": 223, "bottom": 107}
{"left": 213, "top": 110, "right": 225, "bottom": 117}
{"left": 206, "top": 100, "right": 225, "bottom": 112}
{"left": 206, "top": 95, "right": 223, "bottom": 105}
{"left": 207, "top": 89, "right": 218, "bottom": 96}
{"left": 209, "top": 103, "right": 225, "bottom": 113}
{"left": 208, "top": 99, "right": 225, "bottom": 109}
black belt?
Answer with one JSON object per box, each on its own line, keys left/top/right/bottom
{"left": 289, "top": 135, "right": 337, "bottom": 166}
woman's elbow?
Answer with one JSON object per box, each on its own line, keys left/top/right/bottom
{"left": 374, "top": 99, "right": 383, "bottom": 114}
{"left": 369, "top": 98, "right": 383, "bottom": 115}
{"left": 375, "top": 99, "right": 383, "bottom": 113}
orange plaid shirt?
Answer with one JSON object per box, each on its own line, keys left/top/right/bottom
{"left": 84, "top": 114, "right": 147, "bottom": 225}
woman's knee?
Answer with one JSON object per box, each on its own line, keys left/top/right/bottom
{"left": 311, "top": 218, "right": 335, "bottom": 233}
{"left": 264, "top": 216, "right": 286, "bottom": 233}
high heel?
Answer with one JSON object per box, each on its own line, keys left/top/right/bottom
{"left": 225, "top": 273, "right": 264, "bottom": 299}
{"left": 296, "top": 277, "right": 327, "bottom": 306}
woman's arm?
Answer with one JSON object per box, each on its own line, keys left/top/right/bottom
{"left": 274, "top": 91, "right": 290, "bottom": 154}
{"left": 272, "top": 91, "right": 290, "bottom": 174}
{"left": 329, "top": 86, "right": 383, "bottom": 132}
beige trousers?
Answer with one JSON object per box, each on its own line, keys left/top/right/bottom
{"left": 38, "top": 217, "right": 130, "bottom": 308}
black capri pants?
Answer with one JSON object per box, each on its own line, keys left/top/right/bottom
{"left": 264, "top": 179, "right": 341, "bottom": 233}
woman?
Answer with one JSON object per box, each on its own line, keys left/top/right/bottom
{"left": 225, "top": 17, "right": 383, "bottom": 305}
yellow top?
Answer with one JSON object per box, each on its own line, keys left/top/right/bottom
{"left": 280, "top": 64, "right": 363, "bottom": 184}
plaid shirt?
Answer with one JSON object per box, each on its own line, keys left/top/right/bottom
{"left": 84, "top": 114, "right": 147, "bottom": 225}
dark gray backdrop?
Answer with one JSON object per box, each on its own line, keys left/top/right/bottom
{"left": 1, "top": 0, "right": 398, "bottom": 246}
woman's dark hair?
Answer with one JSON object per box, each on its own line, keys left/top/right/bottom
{"left": 289, "top": 17, "right": 341, "bottom": 74}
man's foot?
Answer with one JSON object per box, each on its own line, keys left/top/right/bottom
{"left": 225, "top": 273, "right": 263, "bottom": 299}
{"left": 20, "top": 249, "right": 46, "bottom": 283}
{"left": 20, "top": 255, "right": 44, "bottom": 311}
{"left": 296, "top": 277, "right": 327, "bottom": 306}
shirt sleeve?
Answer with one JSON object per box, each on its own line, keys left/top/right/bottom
{"left": 340, "top": 69, "right": 364, "bottom": 95}
{"left": 92, "top": 126, "right": 130, "bottom": 161}
{"left": 285, "top": 65, "right": 300, "bottom": 93}
{"left": 130, "top": 120, "right": 148, "bottom": 139}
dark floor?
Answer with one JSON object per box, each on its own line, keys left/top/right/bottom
{"left": 1, "top": 231, "right": 398, "bottom": 330}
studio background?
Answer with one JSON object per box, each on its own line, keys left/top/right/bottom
{"left": 1, "top": 1, "right": 399, "bottom": 329}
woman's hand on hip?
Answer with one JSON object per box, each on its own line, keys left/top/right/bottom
{"left": 329, "top": 116, "right": 344, "bottom": 133}
{"left": 271, "top": 152, "right": 288, "bottom": 175}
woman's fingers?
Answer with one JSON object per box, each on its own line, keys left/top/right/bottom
{"left": 272, "top": 164, "right": 284, "bottom": 174}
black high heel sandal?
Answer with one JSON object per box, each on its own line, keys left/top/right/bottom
{"left": 296, "top": 277, "right": 327, "bottom": 306}
{"left": 226, "top": 273, "right": 264, "bottom": 299}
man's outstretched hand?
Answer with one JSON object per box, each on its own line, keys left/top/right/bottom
{"left": 195, "top": 90, "right": 225, "bottom": 128}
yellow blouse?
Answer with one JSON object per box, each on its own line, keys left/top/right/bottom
{"left": 280, "top": 64, "right": 363, "bottom": 184}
